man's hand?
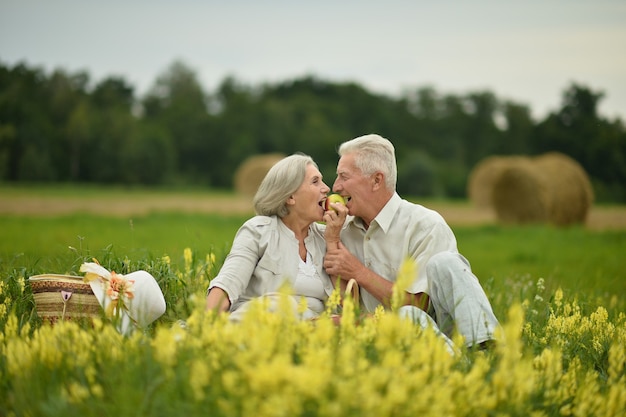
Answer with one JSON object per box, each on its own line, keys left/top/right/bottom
{"left": 324, "top": 241, "right": 364, "bottom": 282}
{"left": 325, "top": 241, "right": 416, "bottom": 309}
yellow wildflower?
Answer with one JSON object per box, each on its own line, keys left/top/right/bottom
{"left": 17, "top": 276, "right": 25, "bottom": 293}
{"left": 554, "top": 287, "right": 563, "bottom": 308}
{"left": 62, "top": 382, "right": 90, "bottom": 404}
{"left": 391, "top": 257, "right": 417, "bottom": 311}
{"left": 184, "top": 247, "right": 193, "bottom": 273}
{"left": 205, "top": 252, "right": 216, "bottom": 274}
{"left": 189, "top": 358, "right": 211, "bottom": 402}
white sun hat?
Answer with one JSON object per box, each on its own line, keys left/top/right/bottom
{"left": 80, "top": 262, "right": 166, "bottom": 335}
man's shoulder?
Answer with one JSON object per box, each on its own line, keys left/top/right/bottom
{"left": 399, "top": 199, "right": 445, "bottom": 219}
{"left": 396, "top": 199, "right": 453, "bottom": 233}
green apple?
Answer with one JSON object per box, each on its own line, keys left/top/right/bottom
{"left": 324, "top": 194, "right": 346, "bottom": 211}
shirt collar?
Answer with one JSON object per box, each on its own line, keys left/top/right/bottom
{"left": 374, "top": 192, "right": 401, "bottom": 233}
{"left": 348, "top": 192, "right": 401, "bottom": 233}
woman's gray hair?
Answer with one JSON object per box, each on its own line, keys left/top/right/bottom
{"left": 253, "top": 153, "right": 317, "bottom": 217}
{"left": 338, "top": 134, "right": 397, "bottom": 190}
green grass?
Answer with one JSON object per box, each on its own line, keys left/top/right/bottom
{"left": 0, "top": 212, "right": 247, "bottom": 276}
{"left": 455, "top": 224, "right": 626, "bottom": 300}
{"left": 1, "top": 184, "right": 625, "bottom": 320}
{"left": 0, "top": 183, "right": 235, "bottom": 197}
{"left": 2, "top": 211, "right": 624, "bottom": 317}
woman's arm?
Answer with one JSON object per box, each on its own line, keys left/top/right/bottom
{"left": 206, "top": 287, "right": 231, "bottom": 312}
{"left": 204, "top": 217, "right": 265, "bottom": 311}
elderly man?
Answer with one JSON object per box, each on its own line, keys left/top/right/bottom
{"left": 324, "top": 133, "right": 499, "bottom": 348}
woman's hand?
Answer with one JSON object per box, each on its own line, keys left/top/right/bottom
{"left": 323, "top": 202, "right": 348, "bottom": 244}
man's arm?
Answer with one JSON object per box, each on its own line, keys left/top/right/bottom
{"left": 324, "top": 241, "right": 428, "bottom": 309}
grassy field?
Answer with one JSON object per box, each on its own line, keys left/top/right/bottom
{"left": 455, "top": 225, "right": 625, "bottom": 302}
{"left": 1, "top": 213, "right": 625, "bottom": 295}
{"left": 1, "top": 185, "right": 625, "bottom": 317}
{"left": 0, "top": 212, "right": 247, "bottom": 267}
{"left": 1, "top": 185, "right": 626, "bottom": 416}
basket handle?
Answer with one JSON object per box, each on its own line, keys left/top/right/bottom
{"left": 345, "top": 278, "right": 359, "bottom": 305}
{"left": 60, "top": 290, "right": 73, "bottom": 321}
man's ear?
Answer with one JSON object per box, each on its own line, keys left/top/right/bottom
{"left": 372, "top": 172, "right": 385, "bottom": 190}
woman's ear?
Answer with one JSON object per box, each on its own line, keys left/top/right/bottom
{"left": 286, "top": 195, "right": 296, "bottom": 206}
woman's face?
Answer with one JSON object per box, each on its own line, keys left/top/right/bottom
{"left": 290, "top": 163, "right": 330, "bottom": 223}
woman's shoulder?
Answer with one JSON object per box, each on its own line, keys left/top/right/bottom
{"left": 241, "top": 215, "right": 279, "bottom": 231}
{"left": 233, "top": 216, "right": 279, "bottom": 250}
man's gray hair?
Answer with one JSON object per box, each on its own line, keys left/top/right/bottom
{"left": 338, "top": 134, "right": 397, "bottom": 190}
{"left": 253, "top": 153, "right": 317, "bottom": 217}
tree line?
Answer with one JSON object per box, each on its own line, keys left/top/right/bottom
{"left": 1, "top": 60, "right": 624, "bottom": 202}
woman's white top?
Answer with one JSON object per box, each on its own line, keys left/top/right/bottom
{"left": 208, "top": 215, "right": 333, "bottom": 316}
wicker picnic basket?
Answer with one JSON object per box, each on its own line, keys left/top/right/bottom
{"left": 29, "top": 274, "right": 102, "bottom": 323}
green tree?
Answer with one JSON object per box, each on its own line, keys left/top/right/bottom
{"left": 142, "top": 61, "right": 212, "bottom": 185}
{"left": 120, "top": 122, "right": 175, "bottom": 185}
{"left": 397, "top": 150, "right": 442, "bottom": 197}
{"left": 463, "top": 92, "right": 503, "bottom": 166}
{"left": 498, "top": 101, "right": 534, "bottom": 155}
{"left": 1, "top": 61, "right": 624, "bottom": 201}
{"left": 66, "top": 100, "right": 92, "bottom": 180}
{"left": 259, "top": 76, "right": 399, "bottom": 178}
{"left": 0, "top": 63, "right": 53, "bottom": 181}
{"left": 533, "top": 83, "right": 626, "bottom": 201}
{"left": 78, "top": 77, "right": 138, "bottom": 183}
{"left": 46, "top": 69, "right": 90, "bottom": 181}
{"left": 210, "top": 76, "right": 260, "bottom": 187}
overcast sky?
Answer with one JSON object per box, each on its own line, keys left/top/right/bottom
{"left": 1, "top": 0, "right": 625, "bottom": 121}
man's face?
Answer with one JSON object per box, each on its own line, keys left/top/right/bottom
{"left": 333, "top": 153, "right": 372, "bottom": 218}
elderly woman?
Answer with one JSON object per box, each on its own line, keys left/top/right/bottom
{"left": 206, "top": 153, "right": 341, "bottom": 321}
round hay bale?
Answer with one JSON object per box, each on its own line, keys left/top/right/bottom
{"left": 533, "top": 152, "right": 594, "bottom": 226}
{"left": 491, "top": 158, "right": 551, "bottom": 224}
{"left": 491, "top": 152, "right": 594, "bottom": 226}
{"left": 467, "top": 155, "right": 529, "bottom": 208}
{"left": 234, "top": 153, "right": 286, "bottom": 195}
